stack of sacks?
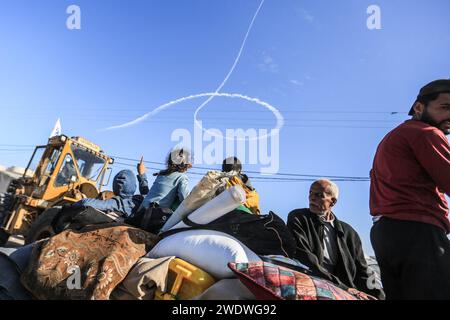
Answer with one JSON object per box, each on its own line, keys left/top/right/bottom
{"left": 149, "top": 176, "right": 258, "bottom": 279}
{"left": 169, "top": 185, "right": 246, "bottom": 230}
{"left": 160, "top": 170, "right": 233, "bottom": 233}
{"left": 147, "top": 229, "right": 262, "bottom": 279}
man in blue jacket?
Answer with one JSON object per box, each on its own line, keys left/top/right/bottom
{"left": 73, "top": 169, "right": 141, "bottom": 218}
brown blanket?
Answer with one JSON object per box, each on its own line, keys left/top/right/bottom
{"left": 21, "top": 224, "right": 159, "bottom": 300}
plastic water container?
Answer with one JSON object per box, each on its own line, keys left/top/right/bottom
{"left": 155, "top": 258, "right": 216, "bottom": 300}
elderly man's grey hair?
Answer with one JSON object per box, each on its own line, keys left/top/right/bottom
{"left": 311, "top": 178, "right": 340, "bottom": 200}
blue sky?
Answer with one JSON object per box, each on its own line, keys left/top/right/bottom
{"left": 0, "top": 0, "right": 449, "bottom": 254}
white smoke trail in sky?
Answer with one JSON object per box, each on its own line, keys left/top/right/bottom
{"left": 103, "top": 0, "right": 284, "bottom": 140}
{"left": 193, "top": 0, "right": 266, "bottom": 117}
{"left": 102, "top": 92, "right": 283, "bottom": 140}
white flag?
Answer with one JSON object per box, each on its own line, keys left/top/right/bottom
{"left": 49, "top": 118, "right": 62, "bottom": 138}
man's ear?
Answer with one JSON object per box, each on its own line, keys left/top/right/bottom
{"left": 413, "top": 102, "right": 425, "bottom": 117}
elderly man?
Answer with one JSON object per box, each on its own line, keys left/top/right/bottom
{"left": 287, "top": 179, "right": 384, "bottom": 299}
{"left": 370, "top": 79, "right": 450, "bottom": 300}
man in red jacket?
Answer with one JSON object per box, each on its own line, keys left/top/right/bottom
{"left": 370, "top": 79, "right": 450, "bottom": 300}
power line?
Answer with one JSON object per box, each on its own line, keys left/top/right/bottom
{"left": 1, "top": 115, "right": 403, "bottom": 122}
{"left": 113, "top": 161, "right": 369, "bottom": 183}
{"left": 112, "top": 155, "right": 370, "bottom": 181}
{"left": 114, "top": 161, "right": 208, "bottom": 177}
{"left": 0, "top": 117, "right": 400, "bottom": 129}
{"left": 0, "top": 144, "right": 36, "bottom": 147}
{"left": 1, "top": 107, "right": 406, "bottom": 114}
{"left": 0, "top": 146, "right": 371, "bottom": 182}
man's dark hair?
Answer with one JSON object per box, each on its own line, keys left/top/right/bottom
{"left": 412, "top": 92, "right": 448, "bottom": 118}
{"left": 222, "top": 157, "right": 242, "bottom": 173}
{"left": 155, "top": 148, "right": 191, "bottom": 176}
{"left": 409, "top": 79, "right": 450, "bottom": 115}
{"left": 416, "top": 92, "right": 441, "bottom": 108}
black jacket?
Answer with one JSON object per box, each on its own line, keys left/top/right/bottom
{"left": 287, "top": 208, "right": 384, "bottom": 299}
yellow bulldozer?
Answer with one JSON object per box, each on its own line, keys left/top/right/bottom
{"left": 0, "top": 135, "right": 114, "bottom": 245}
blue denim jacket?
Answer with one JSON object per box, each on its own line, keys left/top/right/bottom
{"left": 138, "top": 172, "right": 189, "bottom": 210}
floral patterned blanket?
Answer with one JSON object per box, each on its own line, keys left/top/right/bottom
{"left": 21, "top": 224, "right": 159, "bottom": 300}
{"left": 228, "top": 262, "right": 367, "bottom": 300}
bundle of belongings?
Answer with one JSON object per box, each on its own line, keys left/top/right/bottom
{"left": 228, "top": 261, "right": 363, "bottom": 300}
{"left": 0, "top": 170, "right": 375, "bottom": 300}
{"left": 142, "top": 170, "right": 375, "bottom": 300}
{"left": 158, "top": 170, "right": 261, "bottom": 233}
{"left": 20, "top": 224, "right": 159, "bottom": 300}
{"left": 0, "top": 245, "right": 34, "bottom": 300}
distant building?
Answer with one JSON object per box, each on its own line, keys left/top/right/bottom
{"left": 0, "top": 166, "right": 33, "bottom": 193}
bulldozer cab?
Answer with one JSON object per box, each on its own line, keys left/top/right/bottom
{"left": 24, "top": 135, "right": 112, "bottom": 202}
{"left": 1, "top": 135, "right": 114, "bottom": 241}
